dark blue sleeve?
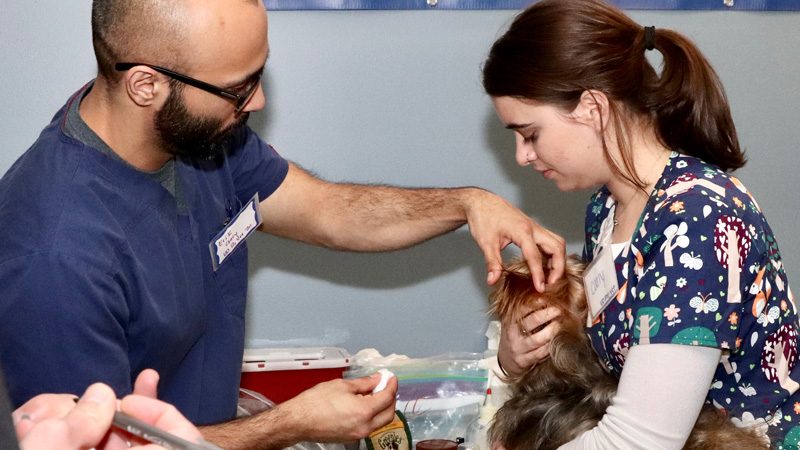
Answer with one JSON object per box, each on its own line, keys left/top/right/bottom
{"left": 227, "top": 127, "right": 289, "bottom": 206}
{"left": 0, "top": 251, "right": 132, "bottom": 407}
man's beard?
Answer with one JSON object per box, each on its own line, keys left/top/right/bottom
{"left": 155, "top": 86, "right": 249, "bottom": 160}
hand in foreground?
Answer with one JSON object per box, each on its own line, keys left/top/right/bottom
{"left": 13, "top": 379, "right": 203, "bottom": 449}
{"left": 282, "top": 373, "right": 398, "bottom": 443}
{"left": 465, "top": 190, "right": 565, "bottom": 290}
{"left": 497, "top": 306, "right": 562, "bottom": 377}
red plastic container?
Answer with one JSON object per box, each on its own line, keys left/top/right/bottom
{"left": 240, "top": 347, "right": 351, "bottom": 404}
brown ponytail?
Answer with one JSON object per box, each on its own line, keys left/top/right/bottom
{"left": 643, "top": 28, "right": 745, "bottom": 171}
{"left": 483, "top": 0, "right": 745, "bottom": 175}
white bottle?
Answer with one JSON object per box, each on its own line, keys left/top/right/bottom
{"left": 465, "top": 388, "right": 497, "bottom": 450}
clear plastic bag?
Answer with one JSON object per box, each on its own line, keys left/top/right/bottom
{"left": 346, "top": 352, "right": 489, "bottom": 443}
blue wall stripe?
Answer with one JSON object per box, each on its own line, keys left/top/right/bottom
{"left": 264, "top": 0, "right": 800, "bottom": 10}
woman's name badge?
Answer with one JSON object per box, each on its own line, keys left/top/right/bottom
{"left": 209, "top": 194, "right": 262, "bottom": 271}
{"left": 582, "top": 245, "right": 619, "bottom": 323}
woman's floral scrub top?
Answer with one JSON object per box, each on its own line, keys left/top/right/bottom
{"left": 583, "top": 152, "right": 798, "bottom": 447}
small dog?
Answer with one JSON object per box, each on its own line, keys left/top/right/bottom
{"left": 487, "top": 257, "right": 768, "bottom": 450}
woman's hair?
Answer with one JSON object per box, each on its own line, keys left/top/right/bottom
{"left": 482, "top": 0, "right": 745, "bottom": 185}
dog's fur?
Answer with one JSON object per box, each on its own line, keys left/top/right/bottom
{"left": 487, "top": 257, "right": 768, "bottom": 450}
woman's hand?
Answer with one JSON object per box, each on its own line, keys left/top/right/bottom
{"left": 497, "top": 306, "right": 562, "bottom": 377}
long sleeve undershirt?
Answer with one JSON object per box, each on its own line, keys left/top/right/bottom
{"left": 558, "top": 343, "right": 722, "bottom": 450}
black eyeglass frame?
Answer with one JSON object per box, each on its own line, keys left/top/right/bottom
{"left": 115, "top": 62, "right": 261, "bottom": 114}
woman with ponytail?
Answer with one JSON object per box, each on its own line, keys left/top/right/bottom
{"left": 484, "top": 0, "right": 796, "bottom": 447}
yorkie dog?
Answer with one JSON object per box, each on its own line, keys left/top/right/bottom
{"left": 487, "top": 257, "right": 767, "bottom": 450}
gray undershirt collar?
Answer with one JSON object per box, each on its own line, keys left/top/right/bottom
{"left": 63, "top": 84, "right": 187, "bottom": 213}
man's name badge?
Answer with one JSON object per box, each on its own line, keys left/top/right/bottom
{"left": 209, "top": 194, "right": 262, "bottom": 271}
{"left": 582, "top": 245, "right": 620, "bottom": 325}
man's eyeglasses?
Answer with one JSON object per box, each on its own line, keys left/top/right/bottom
{"left": 115, "top": 62, "right": 262, "bottom": 114}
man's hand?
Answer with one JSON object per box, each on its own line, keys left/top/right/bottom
{"left": 202, "top": 372, "right": 399, "bottom": 450}
{"left": 465, "top": 190, "right": 565, "bottom": 290}
{"left": 283, "top": 373, "right": 398, "bottom": 442}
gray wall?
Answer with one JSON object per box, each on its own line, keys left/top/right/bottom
{"left": 2, "top": 4, "right": 798, "bottom": 358}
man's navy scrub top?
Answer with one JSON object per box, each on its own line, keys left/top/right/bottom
{"left": 0, "top": 87, "right": 289, "bottom": 425}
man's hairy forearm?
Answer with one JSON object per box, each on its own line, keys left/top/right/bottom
{"left": 260, "top": 163, "right": 498, "bottom": 252}
{"left": 199, "top": 404, "right": 303, "bottom": 450}
{"left": 321, "top": 183, "right": 487, "bottom": 251}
